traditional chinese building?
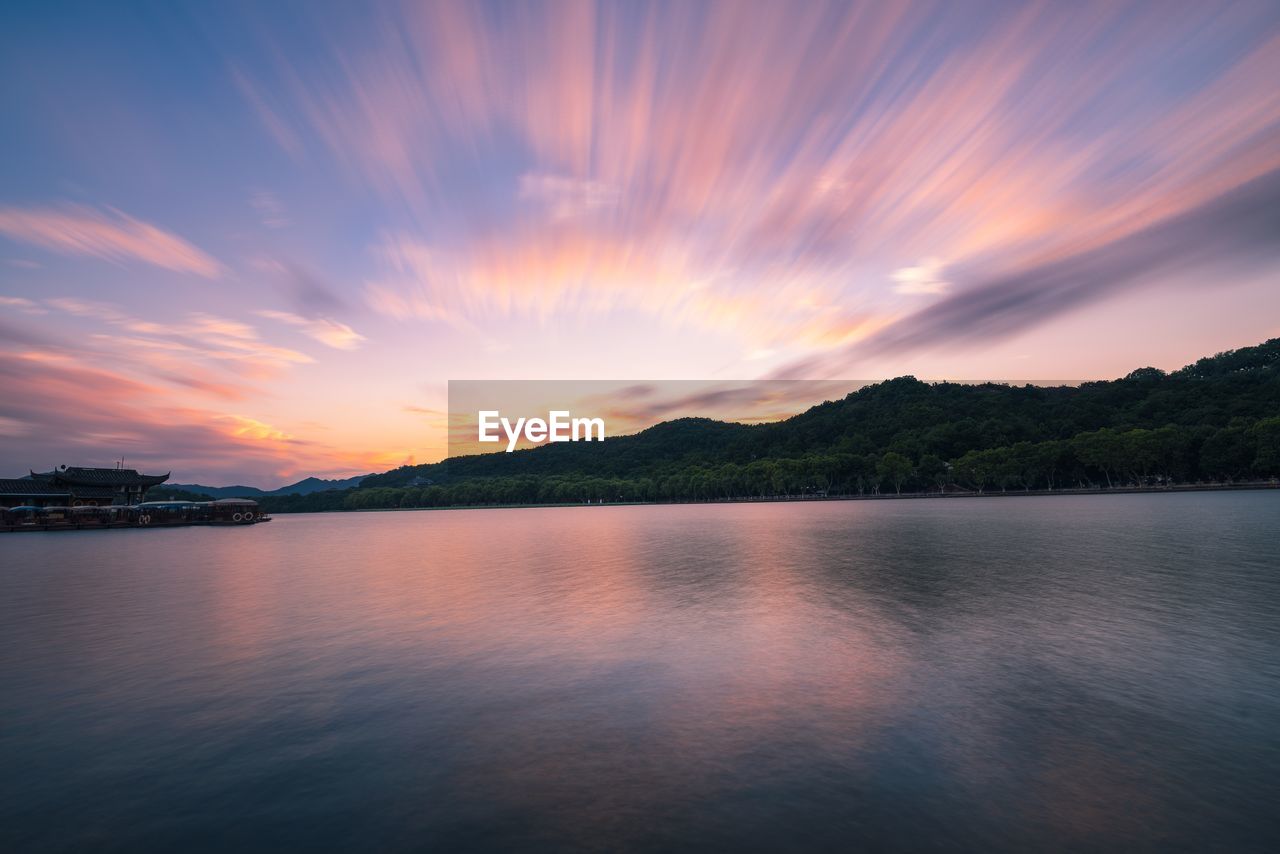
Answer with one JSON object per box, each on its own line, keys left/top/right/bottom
{"left": 0, "top": 466, "right": 170, "bottom": 508}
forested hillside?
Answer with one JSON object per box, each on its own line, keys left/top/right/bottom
{"left": 261, "top": 339, "right": 1280, "bottom": 512}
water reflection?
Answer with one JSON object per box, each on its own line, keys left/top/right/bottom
{"left": 2, "top": 492, "right": 1278, "bottom": 851}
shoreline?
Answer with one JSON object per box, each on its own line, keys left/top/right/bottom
{"left": 326, "top": 480, "right": 1279, "bottom": 515}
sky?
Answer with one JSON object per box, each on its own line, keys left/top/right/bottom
{"left": 1, "top": 0, "right": 1278, "bottom": 486}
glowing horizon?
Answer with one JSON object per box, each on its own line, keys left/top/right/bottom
{"left": 2, "top": 1, "right": 1279, "bottom": 486}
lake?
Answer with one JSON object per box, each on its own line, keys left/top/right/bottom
{"left": 2, "top": 491, "right": 1278, "bottom": 852}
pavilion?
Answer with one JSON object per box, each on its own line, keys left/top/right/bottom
{"left": 0, "top": 466, "right": 170, "bottom": 508}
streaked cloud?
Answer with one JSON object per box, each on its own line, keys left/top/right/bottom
{"left": 0, "top": 296, "right": 47, "bottom": 314}
{"left": 773, "top": 167, "right": 1280, "bottom": 377}
{"left": 892, "top": 259, "right": 950, "bottom": 296}
{"left": 256, "top": 309, "right": 366, "bottom": 350}
{"left": 234, "top": 1, "right": 1280, "bottom": 356}
{"left": 220, "top": 414, "right": 295, "bottom": 443}
{"left": 519, "top": 173, "right": 620, "bottom": 220}
{"left": 0, "top": 350, "right": 393, "bottom": 484}
{"left": 44, "top": 297, "right": 314, "bottom": 372}
{"left": 0, "top": 205, "right": 222, "bottom": 277}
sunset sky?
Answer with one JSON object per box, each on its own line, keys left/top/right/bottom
{"left": 2, "top": 1, "right": 1279, "bottom": 486}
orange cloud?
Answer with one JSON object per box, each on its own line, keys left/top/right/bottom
{"left": 0, "top": 349, "right": 384, "bottom": 484}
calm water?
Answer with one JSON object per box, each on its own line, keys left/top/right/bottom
{"left": 2, "top": 492, "right": 1279, "bottom": 852}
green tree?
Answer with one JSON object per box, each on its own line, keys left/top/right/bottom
{"left": 1251, "top": 417, "right": 1280, "bottom": 477}
{"left": 876, "top": 452, "right": 914, "bottom": 495}
{"left": 917, "top": 454, "right": 950, "bottom": 492}
{"left": 1200, "top": 426, "right": 1255, "bottom": 481}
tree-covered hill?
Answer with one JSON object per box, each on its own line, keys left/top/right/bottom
{"left": 262, "top": 338, "right": 1280, "bottom": 512}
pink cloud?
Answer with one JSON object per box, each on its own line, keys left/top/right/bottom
{"left": 518, "top": 173, "right": 619, "bottom": 220}
{"left": 255, "top": 309, "right": 366, "bottom": 350}
{"left": 0, "top": 204, "right": 222, "bottom": 277}
{"left": 230, "top": 1, "right": 1280, "bottom": 369}
{"left": 0, "top": 296, "right": 47, "bottom": 314}
{"left": 44, "top": 298, "right": 314, "bottom": 372}
{"left": 0, "top": 351, "right": 386, "bottom": 485}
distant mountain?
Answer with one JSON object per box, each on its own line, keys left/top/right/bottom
{"left": 362, "top": 340, "right": 1280, "bottom": 492}
{"left": 272, "top": 475, "right": 372, "bottom": 495}
{"left": 160, "top": 484, "right": 267, "bottom": 499}
{"left": 162, "top": 474, "right": 370, "bottom": 499}
{"left": 254, "top": 336, "right": 1277, "bottom": 511}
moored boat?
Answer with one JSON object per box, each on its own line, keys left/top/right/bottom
{"left": 0, "top": 499, "right": 271, "bottom": 532}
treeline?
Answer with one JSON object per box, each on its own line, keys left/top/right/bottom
{"left": 142, "top": 487, "right": 214, "bottom": 502}
{"left": 257, "top": 339, "right": 1280, "bottom": 513}
{"left": 261, "top": 417, "right": 1280, "bottom": 512}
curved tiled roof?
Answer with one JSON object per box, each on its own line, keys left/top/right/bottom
{"left": 0, "top": 478, "right": 71, "bottom": 497}
{"left": 30, "top": 467, "right": 170, "bottom": 487}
